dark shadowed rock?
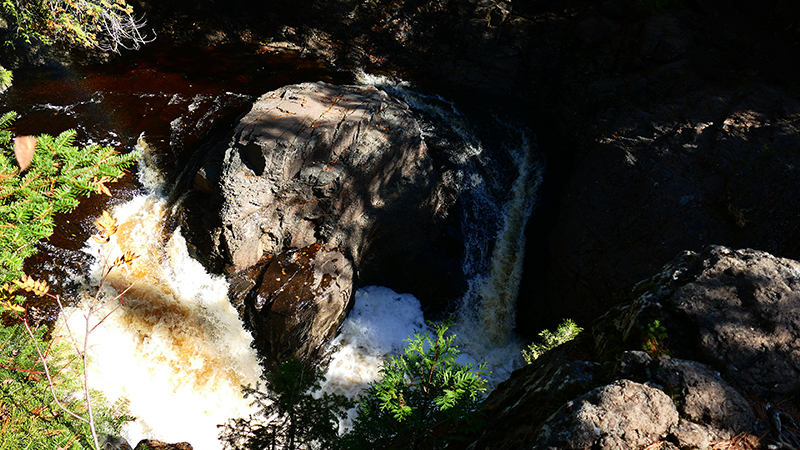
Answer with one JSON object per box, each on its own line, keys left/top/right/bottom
{"left": 540, "top": 86, "right": 800, "bottom": 332}
{"left": 467, "top": 349, "right": 602, "bottom": 448}
{"left": 101, "top": 435, "right": 132, "bottom": 450}
{"left": 466, "top": 246, "right": 800, "bottom": 449}
{"left": 228, "top": 243, "right": 353, "bottom": 369}
{"left": 654, "top": 358, "right": 756, "bottom": 440}
{"left": 596, "top": 246, "right": 800, "bottom": 404}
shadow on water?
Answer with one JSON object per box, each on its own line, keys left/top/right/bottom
{"left": 0, "top": 41, "right": 350, "bottom": 318}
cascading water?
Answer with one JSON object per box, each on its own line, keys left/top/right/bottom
{"left": 52, "top": 146, "right": 263, "bottom": 449}
{"left": 46, "top": 72, "right": 541, "bottom": 448}
{"left": 322, "top": 74, "right": 544, "bottom": 398}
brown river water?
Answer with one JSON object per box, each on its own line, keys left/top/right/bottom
{"left": 1, "top": 42, "right": 349, "bottom": 318}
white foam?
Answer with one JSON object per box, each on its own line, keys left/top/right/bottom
{"left": 351, "top": 75, "right": 545, "bottom": 389}
{"left": 55, "top": 195, "right": 262, "bottom": 450}
{"left": 320, "top": 285, "right": 428, "bottom": 400}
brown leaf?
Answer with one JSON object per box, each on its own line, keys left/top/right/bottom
{"left": 13, "top": 135, "right": 36, "bottom": 171}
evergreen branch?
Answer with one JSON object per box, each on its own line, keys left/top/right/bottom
{"left": 0, "top": 113, "right": 137, "bottom": 285}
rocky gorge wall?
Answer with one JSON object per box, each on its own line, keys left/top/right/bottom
{"left": 133, "top": 0, "right": 800, "bottom": 338}
{"left": 73, "top": 1, "right": 800, "bottom": 447}
{"left": 464, "top": 246, "right": 800, "bottom": 450}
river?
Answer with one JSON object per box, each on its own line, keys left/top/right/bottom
{"left": 1, "top": 43, "right": 542, "bottom": 449}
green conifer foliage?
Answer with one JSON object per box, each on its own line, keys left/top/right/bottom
{"left": 0, "top": 111, "right": 137, "bottom": 286}
{"left": 0, "top": 321, "right": 133, "bottom": 450}
{"left": 340, "top": 321, "right": 488, "bottom": 450}
{"left": 521, "top": 318, "right": 583, "bottom": 364}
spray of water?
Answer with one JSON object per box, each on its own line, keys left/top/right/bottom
{"left": 331, "top": 74, "right": 545, "bottom": 388}
{"left": 53, "top": 166, "right": 262, "bottom": 450}
{"left": 51, "top": 77, "right": 543, "bottom": 448}
{"left": 452, "top": 128, "right": 543, "bottom": 382}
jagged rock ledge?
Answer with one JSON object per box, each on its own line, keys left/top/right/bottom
{"left": 466, "top": 246, "right": 800, "bottom": 449}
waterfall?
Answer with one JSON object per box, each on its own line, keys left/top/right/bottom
{"left": 50, "top": 77, "right": 543, "bottom": 448}
{"left": 53, "top": 159, "right": 262, "bottom": 450}
{"left": 453, "top": 125, "right": 542, "bottom": 382}
{"left": 324, "top": 75, "right": 544, "bottom": 391}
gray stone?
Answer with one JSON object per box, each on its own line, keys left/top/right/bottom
{"left": 533, "top": 379, "right": 678, "bottom": 450}
{"left": 228, "top": 244, "right": 353, "bottom": 368}
{"left": 655, "top": 358, "right": 756, "bottom": 439}
{"left": 187, "top": 81, "right": 441, "bottom": 284}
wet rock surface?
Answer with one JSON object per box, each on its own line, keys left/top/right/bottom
{"left": 466, "top": 246, "right": 800, "bottom": 449}
{"left": 227, "top": 243, "right": 353, "bottom": 368}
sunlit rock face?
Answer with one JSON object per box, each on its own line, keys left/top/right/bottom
{"left": 185, "top": 81, "right": 442, "bottom": 281}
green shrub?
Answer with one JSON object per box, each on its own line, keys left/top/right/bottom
{"left": 0, "top": 68, "right": 11, "bottom": 93}
{"left": 642, "top": 319, "right": 669, "bottom": 358}
{"left": 0, "top": 0, "right": 152, "bottom": 51}
{"left": 339, "top": 321, "right": 488, "bottom": 450}
{"left": 522, "top": 319, "right": 583, "bottom": 364}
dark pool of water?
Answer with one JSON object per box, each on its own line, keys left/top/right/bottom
{"left": 1, "top": 41, "right": 351, "bottom": 318}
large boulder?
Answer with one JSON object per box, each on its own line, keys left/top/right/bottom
{"left": 227, "top": 244, "right": 353, "bottom": 369}
{"left": 533, "top": 379, "right": 679, "bottom": 450}
{"left": 596, "top": 246, "right": 800, "bottom": 403}
{"left": 180, "top": 81, "right": 454, "bottom": 365}
{"left": 466, "top": 246, "right": 800, "bottom": 449}
{"left": 188, "top": 81, "right": 440, "bottom": 278}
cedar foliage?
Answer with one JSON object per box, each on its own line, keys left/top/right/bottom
{"left": 0, "top": 110, "right": 137, "bottom": 286}
{"left": 339, "top": 321, "right": 488, "bottom": 450}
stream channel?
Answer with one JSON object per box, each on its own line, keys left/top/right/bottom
{"left": 1, "top": 42, "right": 543, "bottom": 449}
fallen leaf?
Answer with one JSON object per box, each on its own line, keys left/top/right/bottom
{"left": 13, "top": 135, "right": 36, "bottom": 171}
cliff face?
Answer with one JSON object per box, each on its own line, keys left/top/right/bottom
{"left": 134, "top": 0, "right": 800, "bottom": 336}
{"left": 467, "top": 246, "right": 800, "bottom": 449}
